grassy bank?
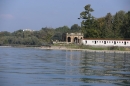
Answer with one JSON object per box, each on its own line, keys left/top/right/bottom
{"left": 53, "top": 43, "right": 130, "bottom": 51}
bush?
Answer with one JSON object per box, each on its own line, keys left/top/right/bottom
{"left": 109, "top": 46, "right": 119, "bottom": 50}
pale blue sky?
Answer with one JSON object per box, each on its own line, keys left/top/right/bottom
{"left": 0, "top": 0, "right": 130, "bottom": 32}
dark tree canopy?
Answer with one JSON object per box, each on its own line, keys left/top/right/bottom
{"left": 70, "top": 24, "right": 81, "bottom": 33}
{"left": 79, "top": 4, "right": 130, "bottom": 39}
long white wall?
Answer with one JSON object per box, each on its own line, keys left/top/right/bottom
{"left": 82, "top": 39, "right": 130, "bottom": 47}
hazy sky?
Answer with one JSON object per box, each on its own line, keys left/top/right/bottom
{"left": 0, "top": 0, "right": 130, "bottom": 32}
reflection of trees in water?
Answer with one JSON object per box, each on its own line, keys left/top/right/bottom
{"left": 80, "top": 51, "right": 130, "bottom": 84}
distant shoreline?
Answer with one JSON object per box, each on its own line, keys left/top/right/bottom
{"left": 0, "top": 45, "right": 130, "bottom": 53}
{"left": 0, "top": 46, "right": 12, "bottom": 47}
{"left": 37, "top": 46, "right": 130, "bottom": 53}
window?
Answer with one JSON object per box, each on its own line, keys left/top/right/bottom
{"left": 124, "top": 41, "right": 126, "bottom": 45}
{"left": 114, "top": 41, "right": 116, "bottom": 44}
{"left": 95, "top": 41, "right": 96, "bottom": 44}
{"left": 104, "top": 41, "right": 106, "bottom": 44}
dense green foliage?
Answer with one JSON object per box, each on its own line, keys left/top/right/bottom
{"left": 0, "top": 25, "right": 80, "bottom": 46}
{"left": 80, "top": 4, "right": 130, "bottom": 39}
{"left": 0, "top": 4, "right": 130, "bottom": 46}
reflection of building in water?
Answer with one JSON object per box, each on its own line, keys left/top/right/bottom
{"left": 65, "top": 50, "right": 81, "bottom": 74}
{"left": 80, "top": 51, "right": 130, "bottom": 83}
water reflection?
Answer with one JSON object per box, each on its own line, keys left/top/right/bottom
{"left": 0, "top": 47, "right": 130, "bottom": 86}
{"left": 80, "top": 51, "right": 130, "bottom": 85}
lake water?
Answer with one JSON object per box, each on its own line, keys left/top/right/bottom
{"left": 0, "top": 47, "right": 130, "bottom": 86}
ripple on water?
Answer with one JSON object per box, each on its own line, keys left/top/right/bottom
{"left": 0, "top": 47, "right": 130, "bottom": 86}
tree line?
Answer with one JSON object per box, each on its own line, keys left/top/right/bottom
{"left": 0, "top": 25, "right": 80, "bottom": 46}
{"left": 0, "top": 4, "right": 130, "bottom": 46}
{"left": 80, "top": 4, "right": 130, "bottom": 39}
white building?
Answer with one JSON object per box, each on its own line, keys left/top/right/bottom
{"left": 82, "top": 39, "right": 130, "bottom": 47}
{"left": 23, "top": 29, "right": 34, "bottom": 32}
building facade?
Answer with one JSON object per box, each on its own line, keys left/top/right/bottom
{"left": 54, "top": 32, "right": 130, "bottom": 46}
{"left": 82, "top": 39, "right": 130, "bottom": 46}
{"left": 66, "top": 33, "right": 83, "bottom": 44}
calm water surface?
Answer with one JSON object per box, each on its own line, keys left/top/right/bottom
{"left": 0, "top": 47, "right": 130, "bottom": 86}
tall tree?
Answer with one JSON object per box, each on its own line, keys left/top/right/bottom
{"left": 80, "top": 4, "right": 100, "bottom": 38}
{"left": 80, "top": 4, "right": 94, "bottom": 38}
{"left": 113, "top": 11, "right": 125, "bottom": 38}
{"left": 96, "top": 17, "right": 105, "bottom": 38}
{"left": 104, "top": 13, "right": 113, "bottom": 38}
{"left": 121, "top": 11, "right": 130, "bottom": 38}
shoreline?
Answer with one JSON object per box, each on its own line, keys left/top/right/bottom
{"left": 38, "top": 46, "right": 130, "bottom": 53}
{"left": 1, "top": 45, "right": 130, "bottom": 53}
{"left": 0, "top": 46, "right": 12, "bottom": 47}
